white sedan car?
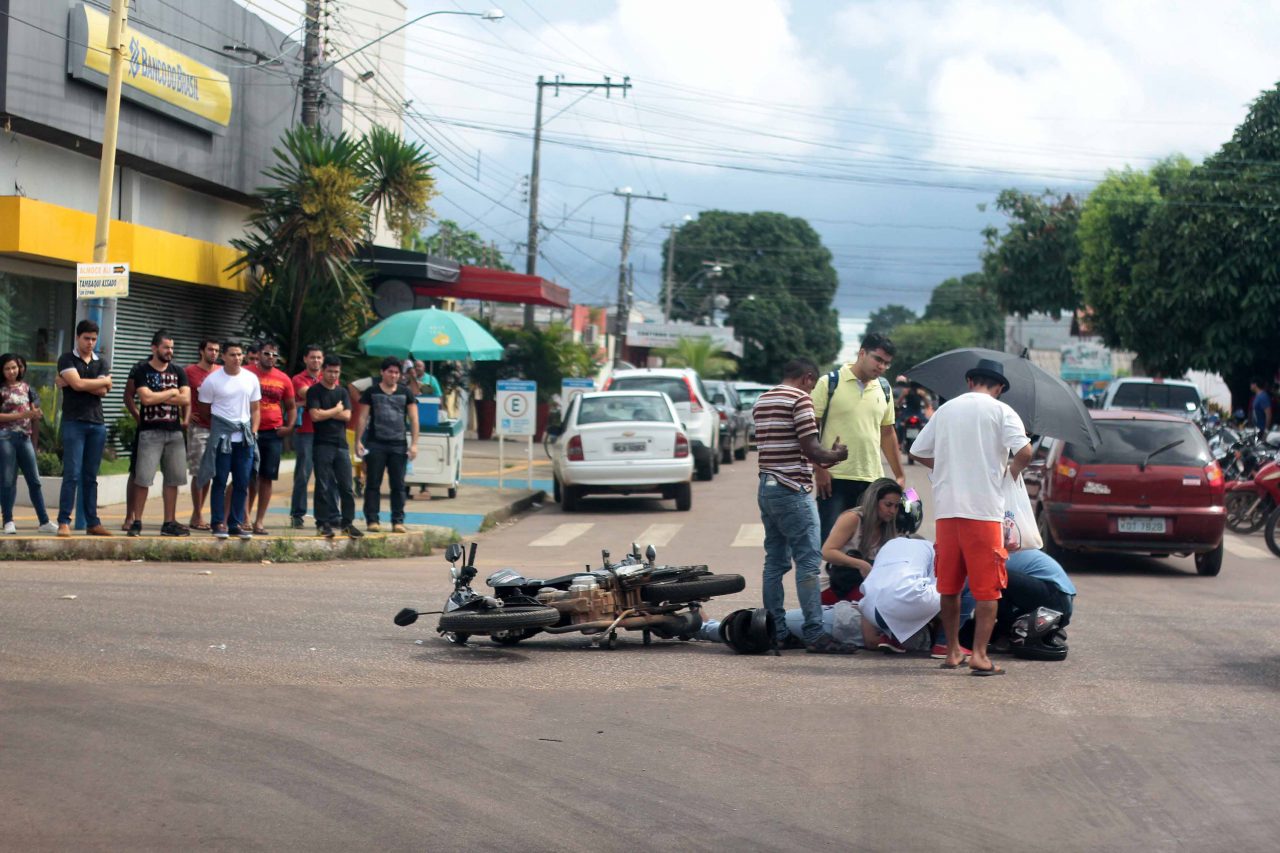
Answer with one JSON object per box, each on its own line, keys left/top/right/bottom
{"left": 547, "top": 391, "right": 694, "bottom": 512}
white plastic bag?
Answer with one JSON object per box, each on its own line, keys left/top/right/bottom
{"left": 1001, "top": 472, "right": 1043, "bottom": 552}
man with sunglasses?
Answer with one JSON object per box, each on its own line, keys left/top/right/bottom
{"left": 811, "top": 332, "right": 907, "bottom": 545}
{"left": 244, "top": 340, "right": 296, "bottom": 536}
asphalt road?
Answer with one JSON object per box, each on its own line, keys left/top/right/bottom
{"left": 3, "top": 453, "right": 1280, "bottom": 852}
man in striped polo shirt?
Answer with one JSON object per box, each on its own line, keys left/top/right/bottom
{"left": 754, "top": 358, "right": 851, "bottom": 653}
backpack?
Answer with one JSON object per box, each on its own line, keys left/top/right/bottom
{"left": 818, "top": 369, "right": 892, "bottom": 442}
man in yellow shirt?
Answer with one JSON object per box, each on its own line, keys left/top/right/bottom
{"left": 811, "top": 332, "right": 907, "bottom": 545}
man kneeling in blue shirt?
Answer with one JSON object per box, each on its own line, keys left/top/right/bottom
{"left": 960, "top": 549, "right": 1075, "bottom": 652}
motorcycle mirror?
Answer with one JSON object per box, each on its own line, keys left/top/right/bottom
{"left": 445, "top": 543, "right": 464, "bottom": 563}
{"left": 393, "top": 608, "right": 420, "bottom": 627}
{"left": 645, "top": 544, "right": 657, "bottom": 563}
{"left": 631, "top": 542, "right": 641, "bottom": 559}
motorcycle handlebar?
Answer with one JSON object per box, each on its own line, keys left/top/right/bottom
{"left": 468, "top": 542, "right": 478, "bottom": 567}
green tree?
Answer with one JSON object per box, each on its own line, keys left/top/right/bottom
{"left": 231, "top": 125, "right": 437, "bottom": 370}
{"left": 890, "top": 320, "right": 977, "bottom": 371}
{"left": 662, "top": 211, "right": 841, "bottom": 381}
{"left": 1074, "top": 157, "right": 1193, "bottom": 353}
{"left": 1127, "top": 86, "right": 1280, "bottom": 401}
{"left": 408, "top": 219, "right": 512, "bottom": 269}
{"left": 981, "top": 189, "right": 1081, "bottom": 317}
{"left": 469, "top": 322, "right": 595, "bottom": 404}
{"left": 657, "top": 336, "right": 737, "bottom": 378}
{"left": 865, "top": 304, "right": 917, "bottom": 338}
{"left": 922, "top": 273, "right": 1002, "bottom": 348}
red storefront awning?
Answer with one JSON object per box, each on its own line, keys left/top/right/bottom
{"left": 412, "top": 266, "right": 570, "bottom": 309}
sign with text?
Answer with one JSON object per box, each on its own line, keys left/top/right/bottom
{"left": 1060, "top": 341, "right": 1113, "bottom": 382}
{"left": 76, "top": 262, "right": 130, "bottom": 299}
{"left": 561, "top": 377, "right": 595, "bottom": 409}
{"left": 496, "top": 379, "right": 537, "bottom": 436}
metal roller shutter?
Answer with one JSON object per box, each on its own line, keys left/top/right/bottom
{"left": 108, "top": 281, "right": 251, "bottom": 438}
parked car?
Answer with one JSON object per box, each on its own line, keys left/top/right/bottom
{"left": 1101, "top": 377, "right": 1203, "bottom": 418}
{"left": 604, "top": 368, "right": 720, "bottom": 481}
{"left": 546, "top": 391, "right": 694, "bottom": 512}
{"left": 733, "top": 381, "right": 771, "bottom": 448}
{"left": 703, "top": 380, "right": 750, "bottom": 464}
{"left": 1023, "top": 411, "right": 1226, "bottom": 576}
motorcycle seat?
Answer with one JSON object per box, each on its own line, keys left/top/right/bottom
{"left": 489, "top": 571, "right": 593, "bottom": 588}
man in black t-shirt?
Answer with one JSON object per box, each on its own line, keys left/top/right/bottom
{"left": 127, "top": 330, "right": 191, "bottom": 537}
{"left": 354, "top": 357, "right": 420, "bottom": 533}
{"left": 54, "top": 319, "right": 113, "bottom": 536}
{"left": 307, "top": 355, "right": 363, "bottom": 540}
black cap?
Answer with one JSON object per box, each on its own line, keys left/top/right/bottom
{"left": 965, "top": 357, "right": 1010, "bottom": 393}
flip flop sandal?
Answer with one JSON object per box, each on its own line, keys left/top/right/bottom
{"left": 190, "top": 522, "right": 211, "bottom": 531}
{"left": 939, "top": 657, "right": 970, "bottom": 670}
{"left": 251, "top": 525, "right": 269, "bottom": 536}
{"left": 970, "top": 664, "right": 1006, "bottom": 677}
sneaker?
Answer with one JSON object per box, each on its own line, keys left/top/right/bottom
{"left": 290, "top": 516, "right": 305, "bottom": 529}
{"left": 213, "top": 524, "right": 229, "bottom": 540}
{"left": 391, "top": 523, "right": 408, "bottom": 534}
{"left": 320, "top": 524, "right": 336, "bottom": 539}
{"left": 160, "top": 521, "right": 190, "bottom": 537}
{"left": 878, "top": 636, "right": 907, "bottom": 654}
{"left": 806, "top": 634, "right": 858, "bottom": 655}
{"left": 3, "top": 521, "right": 14, "bottom": 535}
{"left": 231, "top": 527, "right": 253, "bottom": 541}
{"left": 37, "top": 521, "right": 59, "bottom": 535}
{"left": 930, "top": 643, "right": 973, "bottom": 660}
{"left": 366, "top": 521, "right": 381, "bottom": 533}
{"left": 127, "top": 520, "right": 143, "bottom": 537}
{"left": 344, "top": 524, "right": 365, "bottom": 540}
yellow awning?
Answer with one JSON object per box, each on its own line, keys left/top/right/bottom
{"left": 0, "top": 196, "right": 245, "bottom": 291}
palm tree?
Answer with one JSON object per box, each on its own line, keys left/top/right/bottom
{"left": 658, "top": 336, "right": 737, "bottom": 378}
{"left": 231, "top": 125, "right": 437, "bottom": 369}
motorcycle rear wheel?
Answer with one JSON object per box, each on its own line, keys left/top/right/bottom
{"left": 1265, "top": 506, "right": 1280, "bottom": 559}
{"left": 438, "top": 606, "right": 561, "bottom": 634}
{"left": 641, "top": 574, "right": 746, "bottom": 604}
{"left": 1225, "top": 492, "right": 1269, "bottom": 534}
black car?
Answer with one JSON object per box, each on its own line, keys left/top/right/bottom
{"left": 704, "top": 380, "right": 750, "bottom": 465}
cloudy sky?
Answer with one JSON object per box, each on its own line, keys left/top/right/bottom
{"left": 273, "top": 0, "right": 1278, "bottom": 324}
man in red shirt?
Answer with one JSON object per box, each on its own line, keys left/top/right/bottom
{"left": 289, "top": 345, "right": 324, "bottom": 529}
{"left": 244, "top": 340, "right": 296, "bottom": 535}
{"left": 184, "top": 339, "right": 220, "bottom": 530}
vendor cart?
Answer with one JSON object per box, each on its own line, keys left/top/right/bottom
{"left": 404, "top": 393, "right": 467, "bottom": 498}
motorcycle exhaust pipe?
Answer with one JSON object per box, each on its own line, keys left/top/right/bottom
{"left": 541, "top": 610, "right": 703, "bottom": 636}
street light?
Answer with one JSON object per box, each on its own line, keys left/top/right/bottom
{"left": 324, "top": 8, "right": 504, "bottom": 68}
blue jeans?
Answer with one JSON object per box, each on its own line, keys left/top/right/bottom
{"left": 290, "top": 432, "right": 314, "bottom": 520}
{"left": 0, "top": 432, "right": 49, "bottom": 525}
{"left": 758, "top": 474, "right": 824, "bottom": 644}
{"left": 210, "top": 440, "right": 254, "bottom": 530}
{"left": 58, "top": 420, "right": 106, "bottom": 528}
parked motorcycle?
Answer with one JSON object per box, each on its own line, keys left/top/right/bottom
{"left": 896, "top": 410, "right": 927, "bottom": 462}
{"left": 394, "top": 541, "right": 746, "bottom": 649}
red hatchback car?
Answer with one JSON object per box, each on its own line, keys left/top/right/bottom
{"left": 1024, "top": 411, "right": 1226, "bottom": 576}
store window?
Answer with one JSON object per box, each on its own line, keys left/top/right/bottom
{"left": 0, "top": 270, "right": 75, "bottom": 389}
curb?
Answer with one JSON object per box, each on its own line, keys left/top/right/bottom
{"left": 480, "top": 489, "right": 546, "bottom": 532}
{"left": 0, "top": 528, "right": 456, "bottom": 563}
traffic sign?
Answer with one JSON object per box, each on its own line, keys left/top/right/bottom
{"left": 496, "top": 379, "right": 536, "bottom": 436}
{"left": 77, "top": 262, "right": 130, "bottom": 299}
{"left": 561, "top": 377, "right": 595, "bottom": 409}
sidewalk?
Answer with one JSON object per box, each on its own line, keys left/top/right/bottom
{"left": 0, "top": 439, "right": 547, "bottom": 561}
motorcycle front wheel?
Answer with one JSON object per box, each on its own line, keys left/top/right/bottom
{"left": 1265, "top": 506, "right": 1280, "bottom": 558}
{"left": 641, "top": 574, "right": 746, "bottom": 604}
{"left": 438, "top": 605, "right": 561, "bottom": 634}
{"left": 1225, "top": 492, "right": 1269, "bottom": 534}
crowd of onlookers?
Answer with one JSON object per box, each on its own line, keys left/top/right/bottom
{"left": 0, "top": 321, "right": 438, "bottom": 539}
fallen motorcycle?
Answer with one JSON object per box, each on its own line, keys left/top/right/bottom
{"left": 394, "top": 541, "right": 747, "bottom": 649}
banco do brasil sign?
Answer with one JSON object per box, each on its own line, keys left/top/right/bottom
{"left": 67, "top": 4, "right": 233, "bottom": 135}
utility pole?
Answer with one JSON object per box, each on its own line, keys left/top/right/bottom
{"left": 663, "top": 223, "right": 678, "bottom": 323}
{"left": 524, "top": 74, "right": 631, "bottom": 329}
{"left": 613, "top": 188, "right": 667, "bottom": 361}
{"left": 300, "top": 0, "right": 324, "bottom": 127}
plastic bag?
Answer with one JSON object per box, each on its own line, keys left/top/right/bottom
{"left": 1001, "top": 472, "right": 1043, "bottom": 552}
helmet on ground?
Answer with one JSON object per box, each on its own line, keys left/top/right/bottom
{"left": 1009, "top": 606, "right": 1068, "bottom": 661}
{"left": 719, "top": 608, "right": 777, "bottom": 654}
{"left": 897, "top": 488, "right": 923, "bottom": 534}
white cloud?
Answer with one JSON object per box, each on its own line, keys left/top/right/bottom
{"left": 835, "top": 0, "right": 1280, "bottom": 177}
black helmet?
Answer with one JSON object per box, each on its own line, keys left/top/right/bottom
{"left": 897, "top": 488, "right": 923, "bottom": 534}
{"left": 1010, "top": 607, "right": 1068, "bottom": 661}
{"left": 719, "top": 608, "right": 778, "bottom": 655}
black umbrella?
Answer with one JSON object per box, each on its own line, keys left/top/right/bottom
{"left": 906, "top": 347, "right": 1103, "bottom": 449}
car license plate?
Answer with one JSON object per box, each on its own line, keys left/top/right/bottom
{"left": 1118, "top": 517, "right": 1166, "bottom": 534}
{"left": 613, "top": 441, "right": 646, "bottom": 453}
{"left": 905, "top": 428, "right": 920, "bottom": 439}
